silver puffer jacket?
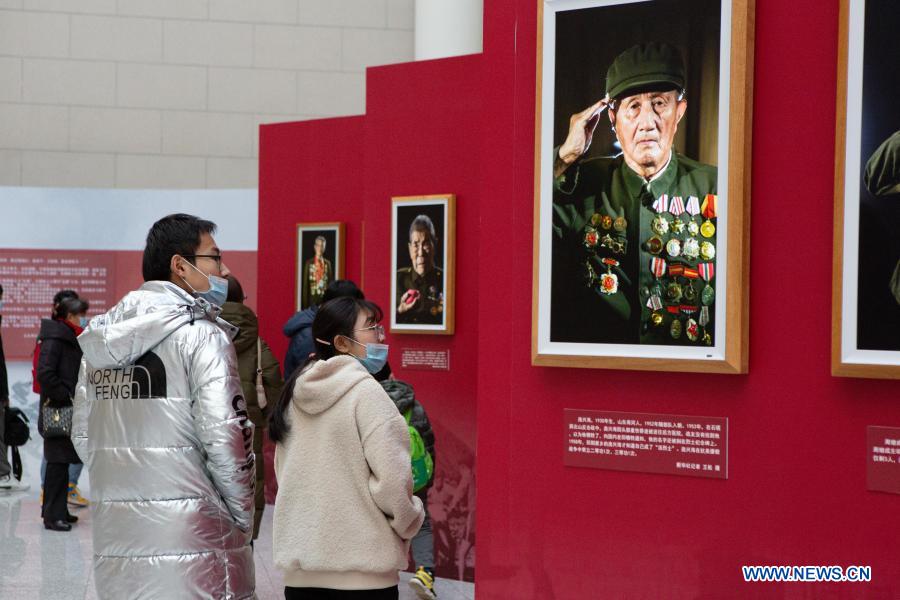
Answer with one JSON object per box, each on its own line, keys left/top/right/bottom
{"left": 72, "top": 281, "right": 256, "bottom": 600}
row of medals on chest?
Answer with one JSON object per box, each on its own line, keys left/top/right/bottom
{"left": 583, "top": 210, "right": 716, "bottom": 344}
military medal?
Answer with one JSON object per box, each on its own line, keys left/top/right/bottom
{"left": 687, "top": 221, "right": 700, "bottom": 236}
{"left": 652, "top": 216, "right": 669, "bottom": 235}
{"left": 583, "top": 228, "right": 599, "bottom": 248}
{"left": 651, "top": 311, "right": 665, "bottom": 327}
{"left": 645, "top": 235, "right": 663, "bottom": 255}
{"left": 684, "top": 282, "right": 697, "bottom": 302}
{"left": 598, "top": 258, "right": 619, "bottom": 295}
{"left": 700, "top": 194, "right": 717, "bottom": 238}
{"left": 700, "top": 241, "right": 716, "bottom": 260}
{"left": 665, "top": 282, "right": 683, "bottom": 303}
{"left": 699, "top": 262, "right": 715, "bottom": 305}
{"left": 683, "top": 237, "right": 700, "bottom": 259}
{"left": 652, "top": 194, "right": 669, "bottom": 213}
{"left": 666, "top": 238, "right": 681, "bottom": 257}
{"left": 685, "top": 318, "right": 699, "bottom": 341}
{"left": 600, "top": 234, "right": 625, "bottom": 255}
{"left": 613, "top": 216, "right": 627, "bottom": 232}
{"left": 601, "top": 215, "right": 613, "bottom": 230}
{"left": 670, "top": 318, "right": 683, "bottom": 339}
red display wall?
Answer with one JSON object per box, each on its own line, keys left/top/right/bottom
{"left": 259, "top": 57, "right": 481, "bottom": 581}
{"left": 259, "top": 0, "right": 900, "bottom": 595}
{"left": 475, "top": 0, "right": 900, "bottom": 598}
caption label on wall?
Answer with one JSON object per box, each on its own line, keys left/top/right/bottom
{"left": 867, "top": 425, "right": 900, "bottom": 495}
{"left": 401, "top": 348, "right": 450, "bottom": 371}
{"left": 564, "top": 408, "right": 728, "bottom": 479}
{"left": 0, "top": 250, "right": 116, "bottom": 359}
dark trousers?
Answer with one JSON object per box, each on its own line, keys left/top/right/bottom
{"left": 284, "top": 586, "right": 398, "bottom": 600}
{"left": 43, "top": 462, "right": 69, "bottom": 522}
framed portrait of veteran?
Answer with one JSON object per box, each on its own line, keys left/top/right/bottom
{"left": 390, "top": 195, "right": 456, "bottom": 335}
{"left": 296, "top": 223, "right": 345, "bottom": 311}
{"left": 832, "top": 0, "right": 900, "bottom": 379}
{"left": 532, "top": 0, "right": 754, "bottom": 373}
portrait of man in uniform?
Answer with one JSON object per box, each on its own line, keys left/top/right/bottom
{"left": 533, "top": 0, "right": 753, "bottom": 371}
{"left": 296, "top": 224, "right": 343, "bottom": 311}
{"left": 834, "top": 0, "right": 900, "bottom": 376}
{"left": 391, "top": 195, "right": 456, "bottom": 334}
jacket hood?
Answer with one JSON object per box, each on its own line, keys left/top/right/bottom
{"left": 379, "top": 379, "right": 415, "bottom": 414}
{"left": 39, "top": 318, "right": 79, "bottom": 345}
{"left": 292, "top": 355, "right": 370, "bottom": 415}
{"left": 78, "top": 281, "right": 238, "bottom": 368}
{"left": 283, "top": 306, "right": 317, "bottom": 337}
{"left": 220, "top": 302, "right": 259, "bottom": 354}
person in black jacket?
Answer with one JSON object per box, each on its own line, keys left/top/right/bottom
{"left": 38, "top": 296, "right": 88, "bottom": 531}
{"left": 378, "top": 374, "right": 438, "bottom": 600}
{"left": 0, "top": 283, "right": 10, "bottom": 485}
{"left": 282, "top": 280, "right": 364, "bottom": 378}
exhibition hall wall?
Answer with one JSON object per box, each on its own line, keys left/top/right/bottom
{"left": 476, "top": 0, "right": 900, "bottom": 597}
{"left": 259, "top": 56, "right": 481, "bottom": 582}
{"left": 259, "top": 0, "right": 900, "bottom": 596}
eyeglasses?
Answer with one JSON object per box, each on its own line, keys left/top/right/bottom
{"left": 354, "top": 324, "right": 385, "bottom": 341}
{"left": 183, "top": 254, "right": 223, "bottom": 266}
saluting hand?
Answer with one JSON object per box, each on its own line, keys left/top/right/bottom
{"left": 554, "top": 97, "right": 609, "bottom": 178}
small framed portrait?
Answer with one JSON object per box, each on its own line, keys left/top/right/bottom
{"left": 832, "top": 0, "right": 900, "bottom": 379}
{"left": 296, "top": 223, "right": 345, "bottom": 311}
{"left": 532, "top": 0, "right": 754, "bottom": 373}
{"left": 390, "top": 195, "right": 456, "bottom": 335}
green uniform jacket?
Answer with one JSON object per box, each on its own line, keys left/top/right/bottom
{"left": 396, "top": 266, "right": 444, "bottom": 325}
{"left": 553, "top": 152, "right": 718, "bottom": 345}
{"left": 302, "top": 256, "right": 333, "bottom": 309}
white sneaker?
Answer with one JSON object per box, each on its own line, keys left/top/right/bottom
{"left": 0, "top": 476, "right": 30, "bottom": 492}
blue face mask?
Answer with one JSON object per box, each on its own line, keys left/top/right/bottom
{"left": 79, "top": 316, "right": 88, "bottom": 328}
{"left": 349, "top": 339, "right": 389, "bottom": 374}
{"left": 181, "top": 259, "right": 228, "bottom": 307}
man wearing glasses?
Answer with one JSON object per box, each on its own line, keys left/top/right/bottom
{"left": 72, "top": 213, "right": 256, "bottom": 599}
{"left": 396, "top": 214, "right": 444, "bottom": 325}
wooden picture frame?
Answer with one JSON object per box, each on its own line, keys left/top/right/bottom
{"left": 832, "top": 0, "right": 900, "bottom": 379}
{"left": 532, "top": 0, "right": 753, "bottom": 373}
{"left": 390, "top": 194, "right": 456, "bottom": 335}
{"left": 296, "top": 222, "right": 345, "bottom": 311}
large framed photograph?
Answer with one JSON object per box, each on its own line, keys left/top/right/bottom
{"left": 296, "top": 223, "right": 345, "bottom": 311}
{"left": 832, "top": 0, "right": 900, "bottom": 379}
{"left": 532, "top": 0, "right": 753, "bottom": 373}
{"left": 390, "top": 195, "right": 456, "bottom": 335}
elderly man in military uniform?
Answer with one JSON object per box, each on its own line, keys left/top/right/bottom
{"left": 396, "top": 214, "right": 444, "bottom": 325}
{"left": 864, "top": 129, "right": 900, "bottom": 308}
{"left": 302, "top": 235, "right": 333, "bottom": 309}
{"left": 552, "top": 42, "right": 719, "bottom": 345}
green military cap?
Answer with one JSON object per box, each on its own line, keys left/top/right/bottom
{"left": 606, "top": 42, "right": 686, "bottom": 100}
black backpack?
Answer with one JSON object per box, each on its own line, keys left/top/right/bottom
{"left": 4, "top": 407, "right": 30, "bottom": 481}
{"left": 4, "top": 407, "right": 30, "bottom": 447}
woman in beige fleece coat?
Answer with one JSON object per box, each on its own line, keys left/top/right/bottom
{"left": 269, "top": 297, "right": 425, "bottom": 600}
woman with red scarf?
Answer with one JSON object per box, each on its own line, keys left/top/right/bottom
{"left": 37, "top": 296, "right": 88, "bottom": 531}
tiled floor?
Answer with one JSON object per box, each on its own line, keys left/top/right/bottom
{"left": 0, "top": 488, "right": 474, "bottom": 600}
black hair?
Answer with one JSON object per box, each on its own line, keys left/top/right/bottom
{"left": 142, "top": 213, "right": 217, "bottom": 282}
{"left": 57, "top": 297, "right": 89, "bottom": 320}
{"left": 409, "top": 214, "right": 438, "bottom": 245}
{"left": 52, "top": 289, "right": 79, "bottom": 318}
{"left": 0, "top": 283, "right": 3, "bottom": 295}
{"left": 322, "top": 279, "right": 365, "bottom": 303}
{"left": 268, "top": 296, "right": 383, "bottom": 443}
{"left": 226, "top": 274, "right": 244, "bottom": 304}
